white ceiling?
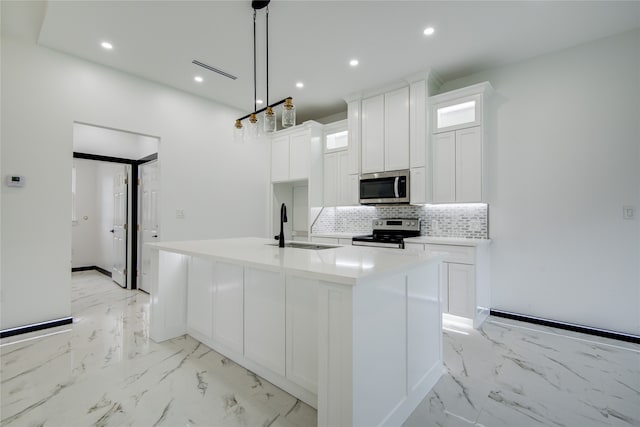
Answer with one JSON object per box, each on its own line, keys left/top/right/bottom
{"left": 6, "top": 1, "right": 640, "bottom": 122}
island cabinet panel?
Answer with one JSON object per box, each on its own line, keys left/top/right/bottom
{"left": 212, "top": 262, "right": 244, "bottom": 354}
{"left": 407, "top": 261, "right": 441, "bottom": 392}
{"left": 187, "top": 257, "right": 214, "bottom": 339}
{"left": 244, "top": 268, "right": 286, "bottom": 376}
{"left": 286, "top": 275, "right": 319, "bottom": 393}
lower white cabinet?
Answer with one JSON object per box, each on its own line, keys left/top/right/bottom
{"left": 446, "top": 262, "right": 475, "bottom": 318}
{"left": 187, "top": 259, "right": 244, "bottom": 353}
{"left": 404, "top": 241, "right": 490, "bottom": 327}
{"left": 286, "top": 276, "right": 318, "bottom": 393}
{"left": 187, "top": 259, "right": 321, "bottom": 396}
{"left": 311, "top": 236, "right": 352, "bottom": 245}
{"left": 244, "top": 268, "right": 286, "bottom": 376}
{"left": 212, "top": 262, "right": 244, "bottom": 354}
{"left": 187, "top": 257, "right": 214, "bottom": 338}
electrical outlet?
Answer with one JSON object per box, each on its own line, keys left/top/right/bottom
{"left": 176, "top": 209, "right": 185, "bottom": 219}
{"left": 623, "top": 206, "right": 635, "bottom": 220}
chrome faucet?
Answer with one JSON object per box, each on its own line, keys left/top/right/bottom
{"left": 277, "top": 203, "right": 288, "bottom": 248}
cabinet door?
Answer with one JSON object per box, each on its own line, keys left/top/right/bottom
{"left": 410, "top": 167, "right": 426, "bottom": 204}
{"left": 432, "top": 131, "right": 456, "bottom": 203}
{"left": 286, "top": 276, "right": 319, "bottom": 392}
{"left": 289, "top": 131, "right": 310, "bottom": 180}
{"left": 455, "top": 126, "right": 482, "bottom": 202}
{"left": 187, "top": 257, "right": 214, "bottom": 339}
{"left": 410, "top": 80, "right": 426, "bottom": 168}
{"left": 361, "top": 94, "right": 385, "bottom": 173}
{"left": 347, "top": 100, "right": 361, "bottom": 175}
{"left": 448, "top": 263, "right": 475, "bottom": 318}
{"left": 323, "top": 152, "right": 338, "bottom": 207}
{"left": 271, "top": 136, "right": 290, "bottom": 182}
{"left": 244, "top": 268, "right": 286, "bottom": 375}
{"left": 384, "top": 86, "right": 410, "bottom": 171}
{"left": 337, "top": 150, "right": 350, "bottom": 206}
{"left": 212, "top": 262, "right": 244, "bottom": 354}
{"left": 347, "top": 174, "right": 360, "bottom": 206}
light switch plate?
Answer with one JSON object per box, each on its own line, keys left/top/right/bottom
{"left": 623, "top": 206, "right": 634, "bottom": 220}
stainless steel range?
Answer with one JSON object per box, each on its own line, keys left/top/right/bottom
{"left": 352, "top": 218, "right": 421, "bottom": 249}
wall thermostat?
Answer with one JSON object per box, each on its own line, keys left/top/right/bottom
{"left": 6, "top": 175, "right": 25, "bottom": 187}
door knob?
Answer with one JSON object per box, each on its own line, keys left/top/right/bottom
{"left": 110, "top": 229, "right": 114, "bottom": 233}
{"left": 152, "top": 234, "right": 158, "bottom": 238}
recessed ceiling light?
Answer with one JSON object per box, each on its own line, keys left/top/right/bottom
{"left": 296, "top": 82, "right": 304, "bottom": 88}
{"left": 101, "top": 41, "right": 113, "bottom": 50}
{"left": 194, "top": 76, "right": 203, "bottom": 83}
{"left": 349, "top": 59, "right": 359, "bottom": 67}
{"left": 256, "top": 99, "right": 264, "bottom": 105}
{"left": 423, "top": 27, "right": 435, "bottom": 36}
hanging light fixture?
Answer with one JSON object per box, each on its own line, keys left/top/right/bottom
{"left": 234, "top": 0, "right": 295, "bottom": 139}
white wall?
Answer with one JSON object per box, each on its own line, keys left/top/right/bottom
{"left": 1, "top": 36, "right": 270, "bottom": 329}
{"left": 74, "top": 123, "right": 159, "bottom": 160}
{"left": 440, "top": 29, "right": 640, "bottom": 335}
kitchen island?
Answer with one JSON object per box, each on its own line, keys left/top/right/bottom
{"left": 147, "top": 237, "right": 442, "bottom": 427}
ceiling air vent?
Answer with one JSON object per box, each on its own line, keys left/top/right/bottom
{"left": 192, "top": 60, "right": 237, "bottom": 80}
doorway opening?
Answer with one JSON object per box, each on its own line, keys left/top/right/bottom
{"left": 72, "top": 122, "right": 159, "bottom": 290}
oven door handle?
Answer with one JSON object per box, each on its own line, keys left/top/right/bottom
{"left": 394, "top": 177, "right": 400, "bottom": 198}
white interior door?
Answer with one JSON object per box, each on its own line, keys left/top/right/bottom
{"left": 112, "top": 165, "right": 128, "bottom": 287}
{"left": 139, "top": 160, "right": 159, "bottom": 293}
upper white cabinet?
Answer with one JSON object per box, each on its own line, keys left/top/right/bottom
{"left": 384, "top": 87, "right": 410, "bottom": 171}
{"left": 271, "top": 122, "right": 323, "bottom": 183}
{"left": 347, "top": 100, "right": 360, "bottom": 175}
{"left": 409, "top": 80, "right": 427, "bottom": 169}
{"left": 324, "top": 150, "right": 357, "bottom": 207}
{"left": 360, "top": 88, "right": 410, "bottom": 174}
{"left": 429, "top": 82, "right": 492, "bottom": 203}
{"left": 361, "top": 94, "right": 385, "bottom": 173}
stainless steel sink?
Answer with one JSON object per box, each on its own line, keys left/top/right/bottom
{"left": 267, "top": 242, "right": 339, "bottom": 250}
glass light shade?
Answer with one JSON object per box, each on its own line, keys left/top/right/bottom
{"left": 282, "top": 97, "right": 296, "bottom": 128}
{"left": 234, "top": 120, "right": 244, "bottom": 143}
{"left": 247, "top": 113, "right": 259, "bottom": 139}
{"left": 264, "top": 107, "right": 276, "bottom": 133}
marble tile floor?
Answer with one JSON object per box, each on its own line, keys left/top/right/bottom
{"left": 0, "top": 270, "right": 638, "bottom": 427}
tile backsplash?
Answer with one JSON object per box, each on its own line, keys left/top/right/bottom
{"left": 311, "top": 204, "right": 488, "bottom": 239}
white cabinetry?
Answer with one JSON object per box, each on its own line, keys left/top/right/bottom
{"left": 432, "top": 126, "right": 482, "bottom": 202}
{"left": 404, "top": 241, "right": 490, "bottom": 328}
{"left": 212, "top": 262, "right": 244, "bottom": 354}
{"left": 360, "top": 87, "right": 410, "bottom": 174}
{"left": 384, "top": 87, "right": 410, "bottom": 171}
{"left": 324, "top": 150, "right": 358, "bottom": 207}
{"left": 361, "top": 94, "right": 385, "bottom": 173}
{"left": 187, "top": 257, "right": 213, "bottom": 339}
{"left": 271, "top": 122, "right": 322, "bottom": 183}
{"left": 286, "top": 275, "right": 319, "bottom": 393}
{"left": 187, "top": 259, "right": 244, "bottom": 354}
{"left": 244, "top": 268, "right": 286, "bottom": 376}
{"left": 347, "top": 100, "right": 360, "bottom": 175}
{"left": 430, "top": 82, "right": 492, "bottom": 203}
{"left": 310, "top": 236, "right": 352, "bottom": 245}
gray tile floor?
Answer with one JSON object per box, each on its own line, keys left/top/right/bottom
{"left": 1, "top": 270, "right": 638, "bottom": 426}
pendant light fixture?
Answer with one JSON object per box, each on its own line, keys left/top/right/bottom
{"left": 234, "top": 0, "right": 295, "bottom": 141}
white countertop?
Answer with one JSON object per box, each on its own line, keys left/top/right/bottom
{"left": 403, "top": 236, "right": 491, "bottom": 246}
{"left": 147, "top": 237, "right": 439, "bottom": 285}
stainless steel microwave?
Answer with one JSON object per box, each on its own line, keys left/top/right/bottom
{"left": 359, "top": 170, "right": 410, "bottom": 205}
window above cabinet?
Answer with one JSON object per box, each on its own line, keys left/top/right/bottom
{"left": 433, "top": 94, "right": 482, "bottom": 133}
